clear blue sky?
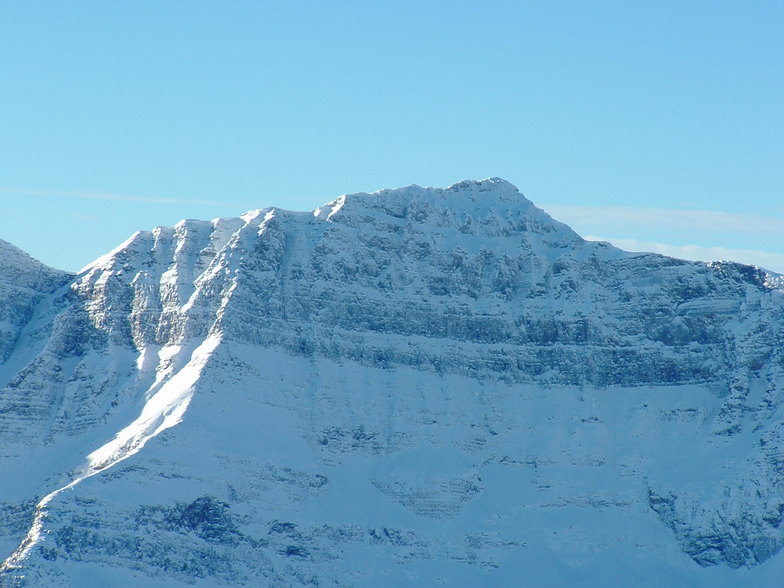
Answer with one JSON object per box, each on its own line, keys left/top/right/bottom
{"left": 1, "top": 1, "right": 782, "bottom": 272}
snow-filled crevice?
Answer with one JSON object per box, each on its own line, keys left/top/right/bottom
{"left": 0, "top": 335, "right": 221, "bottom": 576}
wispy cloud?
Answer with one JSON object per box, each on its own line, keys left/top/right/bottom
{"left": 585, "top": 235, "right": 784, "bottom": 275}
{"left": 541, "top": 205, "right": 784, "bottom": 237}
{"left": 0, "top": 186, "right": 246, "bottom": 208}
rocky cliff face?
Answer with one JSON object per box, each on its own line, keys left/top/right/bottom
{"left": 1, "top": 179, "right": 783, "bottom": 586}
{"left": 0, "top": 240, "right": 71, "bottom": 363}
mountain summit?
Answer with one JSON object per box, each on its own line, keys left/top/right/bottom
{"left": 1, "top": 179, "right": 783, "bottom": 586}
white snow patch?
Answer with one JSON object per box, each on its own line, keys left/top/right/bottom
{"left": 314, "top": 195, "right": 346, "bottom": 220}
{"left": 0, "top": 335, "right": 221, "bottom": 575}
{"left": 86, "top": 335, "right": 219, "bottom": 472}
{"left": 78, "top": 231, "right": 142, "bottom": 274}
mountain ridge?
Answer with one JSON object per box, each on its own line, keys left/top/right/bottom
{"left": 1, "top": 179, "right": 783, "bottom": 586}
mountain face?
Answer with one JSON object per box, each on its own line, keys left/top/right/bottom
{"left": 1, "top": 178, "right": 783, "bottom": 586}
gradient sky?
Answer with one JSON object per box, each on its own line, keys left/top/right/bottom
{"left": 1, "top": 1, "right": 782, "bottom": 273}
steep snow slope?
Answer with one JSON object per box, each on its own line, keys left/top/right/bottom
{"left": 1, "top": 178, "right": 783, "bottom": 586}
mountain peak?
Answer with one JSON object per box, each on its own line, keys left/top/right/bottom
{"left": 310, "top": 178, "right": 581, "bottom": 255}
{"left": 0, "top": 239, "right": 67, "bottom": 277}
{"left": 445, "top": 176, "right": 521, "bottom": 194}
{"left": 361, "top": 176, "right": 531, "bottom": 207}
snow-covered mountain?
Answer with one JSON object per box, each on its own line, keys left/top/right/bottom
{"left": 1, "top": 178, "right": 783, "bottom": 587}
